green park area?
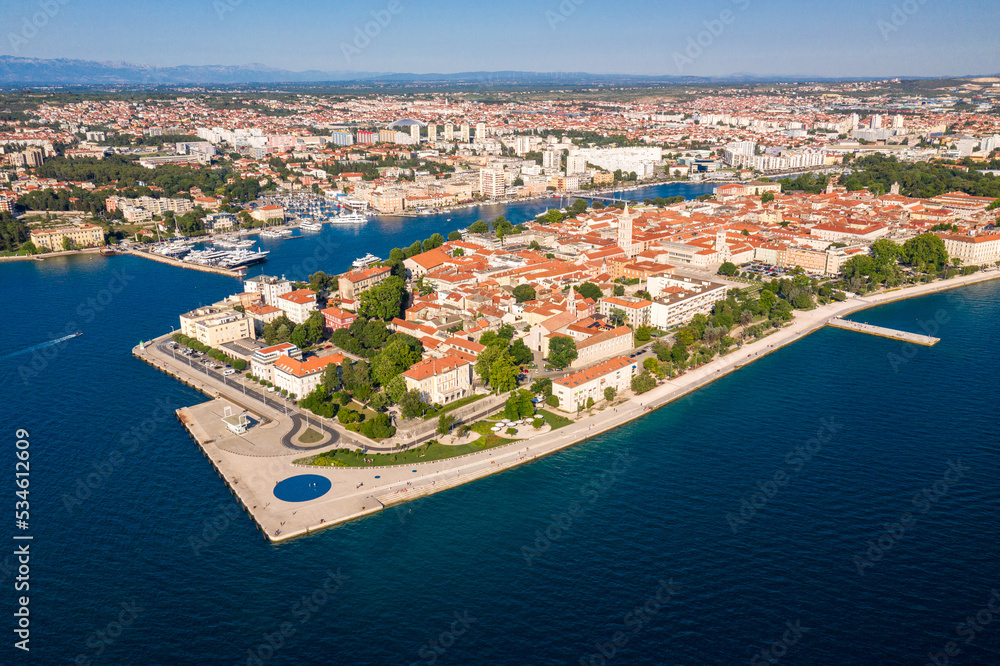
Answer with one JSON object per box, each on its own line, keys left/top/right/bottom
{"left": 296, "top": 429, "right": 517, "bottom": 468}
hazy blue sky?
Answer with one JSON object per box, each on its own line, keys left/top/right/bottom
{"left": 3, "top": 0, "right": 997, "bottom": 77}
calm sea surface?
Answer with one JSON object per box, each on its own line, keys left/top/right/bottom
{"left": 0, "top": 182, "right": 997, "bottom": 664}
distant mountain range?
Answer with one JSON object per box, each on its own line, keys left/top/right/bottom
{"left": 0, "top": 56, "right": 986, "bottom": 87}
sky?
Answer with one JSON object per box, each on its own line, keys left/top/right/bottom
{"left": 2, "top": 0, "right": 998, "bottom": 78}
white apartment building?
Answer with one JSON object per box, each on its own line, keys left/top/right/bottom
{"left": 250, "top": 342, "right": 302, "bottom": 382}
{"left": 244, "top": 275, "right": 293, "bottom": 306}
{"left": 552, "top": 356, "right": 638, "bottom": 411}
{"left": 648, "top": 277, "right": 728, "bottom": 330}
{"left": 275, "top": 289, "right": 318, "bottom": 325}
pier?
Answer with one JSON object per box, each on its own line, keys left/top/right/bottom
{"left": 826, "top": 318, "right": 940, "bottom": 346}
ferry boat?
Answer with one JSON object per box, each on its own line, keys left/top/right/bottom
{"left": 331, "top": 211, "right": 367, "bottom": 225}
{"left": 352, "top": 253, "right": 381, "bottom": 268}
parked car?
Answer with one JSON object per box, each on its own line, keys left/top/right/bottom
{"left": 223, "top": 369, "right": 236, "bottom": 376}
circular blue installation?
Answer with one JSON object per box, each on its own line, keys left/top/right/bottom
{"left": 273, "top": 475, "right": 331, "bottom": 502}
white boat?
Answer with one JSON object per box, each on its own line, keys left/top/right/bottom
{"left": 352, "top": 253, "right": 381, "bottom": 268}
{"left": 299, "top": 220, "right": 323, "bottom": 231}
{"left": 220, "top": 249, "right": 270, "bottom": 268}
{"left": 331, "top": 211, "right": 367, "bottom": 225}
{"left": 213, "top": 237, "right": 255, "bottom": 249}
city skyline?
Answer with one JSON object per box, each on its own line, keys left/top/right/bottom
{"left": 2, "top": 0, "right": 999, "bottom": 79}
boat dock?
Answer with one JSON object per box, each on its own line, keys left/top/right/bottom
{"left": 826, "top": 318, "right": 940, "bottom": 346}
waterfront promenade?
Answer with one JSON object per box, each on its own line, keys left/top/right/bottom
{"left": 141, "top": 269, "right": 999, "bottom": 542}
{"left": 826, "top": 318, "right": 940, "bottom": 346}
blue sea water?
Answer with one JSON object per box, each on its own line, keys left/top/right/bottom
{"left": 0, "top": 185, "right": 998, "bottom": 665}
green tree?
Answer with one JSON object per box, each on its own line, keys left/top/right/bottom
{"left": 901, "top": 233, "right": 949, "bottom": 271}
{"left": 437, "top": 414, "right": 457, "bottom": 435}
{"left": 490, "top": 352, "right": 519, "bottom": 393}
{"left": 545, "top": 394, "right": 559, "bottom": 408}
{"left": 371, "top": 338, "right": 421, "bottom": 386}
{"left": 870, "top": 239, "right": 902, "bottom": 267}
{"left": 385, "top": 375, "right": 407, "bottom": 403}
{"left": 447, "top": 230, "right": 462, "bottom": 241}
{"left": 718, "top": 261, "right": 737, "bottom": 276}
{"left": 359, "top": 275, "right": 407, "bottom": 320}
{"left": 631, "top": 372, "right": 657, "bottom": 394}
{"left": 512, "top": 284, "right": 536, "bottom": 303}
{"left": 604, "top": 387, "right": 617, "bottom": 402}
{"left": 761, "top": 191, "right": 775, "bottom": 204}
{"left": 467, "top": 220, "right": 489, "bottom": 234}
{"left": 531, "top": 377, "right": 553, "bottom": 397}
{"left": 399, "top": 390, "right": 426, "bottom": 419}
{"left": 634, "top": 325, "right": 652, "bottom": 342}
{"left": 547, "top": 337, "right": 578, "bottom": 370}
{"left": 510, "top": 339, "right": 533, "bottom": 366}
{"left": 608, "top": 307, "right": 627, "bottom": 326}
{"left": 576, "top": 282, "right": 603, "bottom": 301}
{"left": 504, "top": 389, "right": 535, "bottom": 420}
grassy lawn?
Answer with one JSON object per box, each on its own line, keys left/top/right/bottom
{"left": 422, "top": 394, "right": 486, "bottom": 420}
{"left": 537, "top": 409, "right": 573, "bottom": 430}
{"left": 298, "top": 428, "right": 323, "bottom": 444}
{"left": 296, "top": 434, "right": 517, "bottom": 467}
{"left": 347, "top": 401, "right": 378, "bottom": 421}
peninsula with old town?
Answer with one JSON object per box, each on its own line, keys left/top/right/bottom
{"left": 3, "top": 81, "right": 999, "bottom": 539}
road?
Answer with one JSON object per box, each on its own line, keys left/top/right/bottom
{"left": 155, "top": 338, "right": 344, "bottom": 450}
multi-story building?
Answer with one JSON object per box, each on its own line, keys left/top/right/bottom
{"left": 402, "top": 355, "right": 475, "bottom": 405}
{"left": 648, "top": 277, "right": 728, "bottom": 330}
{"left": 179, "top": 306, "right": 254, "bottom": 347}
{"left": 244, "top": 303, "right": 282, "bottom": 336}
{"left": 276, "top": 289, "right": 318, "bottom": 324}
{"left": 250, "top": 205, "right": 284, "bottom": 222}
{"left": 250, "top": 342, "right": 302, "bottom": 382}
{"left": 552, "top": 356, "right": 638, "bottom": 412}
{"left": 940, "top": 233, "right": 1000, "bottom": 266}
{"left": 570, "top": 326, "right": 634, "bottom": 369}
{"left": 479, "top": 167, "right": 506, "bottom": 199}
{"left": 597, "top": 296, "right": 652, "bottom": 327}
{"left": 321, "top": 305, "right": 357, "bottom": 333}
{"left": 244, "top": 275, "right": 293, "bottom": 306}
{"left": 338, "top": 265, "right": 392, "bottom": 300}
{"left": 29, "top": 223, "right": 104, "bottom": 251}
{"left": 272, "top": 354, "right": 345, "bottom": 398}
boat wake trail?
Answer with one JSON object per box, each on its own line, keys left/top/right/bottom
{"left": 1, "top": 332, "right": 79, "bottom": 360}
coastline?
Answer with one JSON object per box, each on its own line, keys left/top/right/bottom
{"left": 148, "top": 268, "right": 1000, "bottom": 542}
